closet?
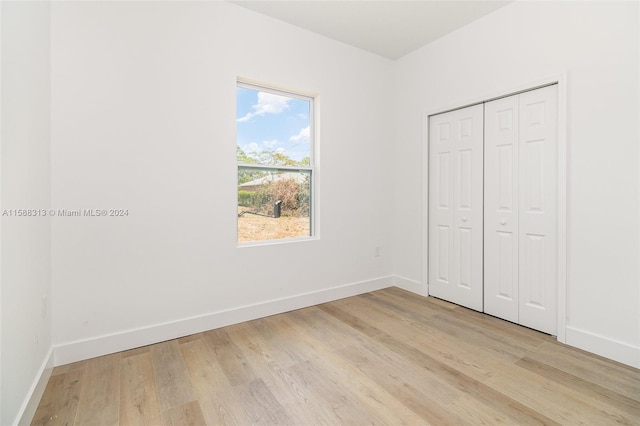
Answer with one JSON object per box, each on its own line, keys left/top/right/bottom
{"left": 428, "top": 85, "right": 558, "bottom": 335}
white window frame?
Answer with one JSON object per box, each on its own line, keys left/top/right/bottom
{"left": 236, "top": 80, "right": 316, "bottom": 245}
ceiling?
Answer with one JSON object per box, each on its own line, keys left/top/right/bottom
{"left": 230, "top": 0, "right": 514, "bottom": 60}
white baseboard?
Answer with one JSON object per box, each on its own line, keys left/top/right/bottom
{"left": 392, "top": 276, "right": 425, "bottom": 296}
{"left": 15, "top": 348, "right": 54, "bottom": 426}
{"left": 565, "top": 325, "right": 640, "bottom": 369}
{"left": 53, "top": 276, "right": 394, "bottom": 366}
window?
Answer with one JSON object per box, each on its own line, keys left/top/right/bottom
{"left": 236, "top": 81, "right": 315, "bottom": 243}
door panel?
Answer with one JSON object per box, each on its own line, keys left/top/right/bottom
{"left": 437, "top": 226, "right": 450, "bottom": 282}
{"left": 522, "top": 233, "right": 545, "bottom": 308}
{"left": 437, "top": 153, "right": 451, "bottom": 208}
{"left": 459, "top": 149, "right": 473, "bottom": 208}
{"left": 497, "top": 231, "right": 515, "bottom": 299}
{"left": 518, "top": 85, "right": 557, "bottom": 334}
{"left": 484, "top": 95, "right": 519, "bottom": 323}
{"left": 429, "top": 104, "right": 483, "bottom": 311}
{"left": 498, "top": 145, "right": 514, "bottom": 209}
{"left": 458, "top": 227, "right": 473, "bottom": 288}
{"left": 523, "top": 139, "right": 545, "bottom": 212}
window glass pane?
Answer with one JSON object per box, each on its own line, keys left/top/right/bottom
{"left": 237, "top": 167, "right": 311, "bottom": 243}
{"left": 236, "top": 86, "right": 311, "bottom": 167}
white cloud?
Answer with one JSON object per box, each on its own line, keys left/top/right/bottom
{"left": 289, "top": 126, "right": 310, "bottom": 143}
{"left": 263, "top": 139, "right": 278, "bottom": 149}
{"left": 275, "top": 147, "right": 286, "bottom": 154}
{"left": 237, "top": 92, "right": 290, "bottom": 123}
{"left": 245, "top": 142, "right": 260, "bottom": 153}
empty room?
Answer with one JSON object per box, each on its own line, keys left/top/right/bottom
{"left": 1, "top": 0, "right": 639, "bottom": 424}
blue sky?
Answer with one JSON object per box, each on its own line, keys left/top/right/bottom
{"left": 236, "top": 87, "right": 310, "bottom": 163}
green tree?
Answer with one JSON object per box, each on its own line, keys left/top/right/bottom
{"left": 237, "top": 147, "right": 264, "bottom": 184}
{"left": 299, "top": 156, "right": 311, "bottom": 166}
{"left": 255, "top": 151, "right": 300, "bottom": 167}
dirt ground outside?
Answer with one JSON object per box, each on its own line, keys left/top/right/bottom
{"left": 237, "top": 207, "right": 310, "bottom": 242}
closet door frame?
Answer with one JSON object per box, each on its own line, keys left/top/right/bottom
{"left": 422, "top": 74, "right": 568, "bottom": 343}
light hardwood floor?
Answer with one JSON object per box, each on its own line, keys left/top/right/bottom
{"left": 33, "top": 287, "right": 640, "bottom": 425}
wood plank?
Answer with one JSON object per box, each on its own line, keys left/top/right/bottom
{"left": 285, "top": 359, "right": 384, "bottom": 425}
{"left": 179, "top": 336, "right": 251, "bottom": 425}
{"left": 149, "top": 340, "right": 195, "bottom": 411}
{"left": 31, "top": 370, "right": 84, "bottom": 426}
{"left": 202, "top": 328, "right": 258, "bottom": 387}
{"left": 425, "top": 313, "right": 532, "bottom": 361}
{"left": 49, "top": 360, "right": 87, "bottom": 377}
{"left": 516, "top": 356, "right": 640, "bottom": 417}
{"left": 317, "top": 303, "right": 459, "bottom": 405}
{"left": 528, "top": 341, "right": 640, "bottom": 399}
{"left": 447, "top": 303, "right": 553, "bottom": 347}
{"left": 162, "top": 401, "right": 207, "bottom": 426}
{"left": 251, "top": 312, "right": 400, "bottom": 423}
{"left": 232, "top": 378, "right": 292, "bottom": 425}
{"left": 487, "top": 365, "right": 638, "bottom": 425}
{"left": 364, "top": 290, "right": 442, "bottom": 322}
{"left": 224, "top": 322, "right": 328, "bottom": 425}
{"left": 336, "top": 344, "right": 461, "bottom": 424}
{"left": 381, "top": 287, "right": 455, "bottom": 313}
{"left": 119, "top": 352, "right": 163, "bottom": 425}
{"left": 444, "top": 394, "right": 530, "bottom": 425}
{"left": 249, "top": 315, "right": 309, "bottom": 369}
{"left": 288, "top": 306, "right": 369, "bottom": 350}
{"left": 74, "top": 353, "right": 120, "bottom": 426}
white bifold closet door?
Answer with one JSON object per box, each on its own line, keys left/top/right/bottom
{"left": 428, "top": 104, "right": 484, "bottom": 312}
{"left": 484, "top": 85, "right": 558, "bottom": 335}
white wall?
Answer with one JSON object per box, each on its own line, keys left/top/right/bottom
{"left": 0, "top": 1, "right": 53, "bottom": 424}
{"left": 393, "top": 0, "right": 640, "bottom": 366}
{"left": 50, "top": 1, "right": 393, "bottom": 363}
